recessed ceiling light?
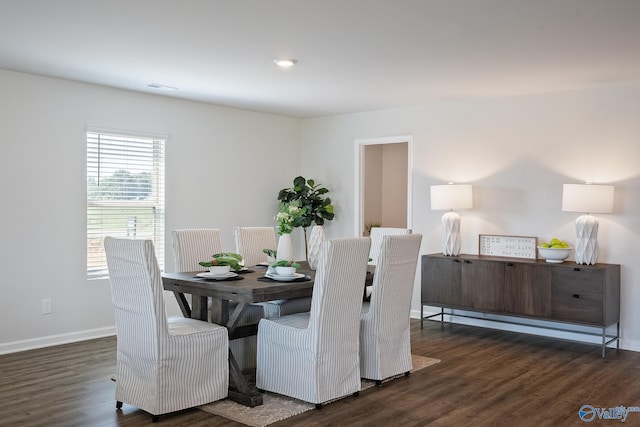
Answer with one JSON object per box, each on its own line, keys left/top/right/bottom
{"left": 147, "top": 83, "right": 178, "bottom": 90}
{"left": 273, "top": 59, "right": 298, "bottom": 68}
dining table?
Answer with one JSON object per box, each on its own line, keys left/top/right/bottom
{"left": 162, "top": 263, "right": 317, "bottom": 407}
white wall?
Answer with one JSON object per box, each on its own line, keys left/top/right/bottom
{"left": 0, "top": 70, "right": 301, "bottom": 353}
{"left": 300, "top": 82, "right": 640, "bottom": 351}
{"left": 3, "top": 68, "right": 639, "bottom": 354}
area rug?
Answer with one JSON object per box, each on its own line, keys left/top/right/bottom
{"left": 199, "top": 354, "right": 440, "bottom": 427}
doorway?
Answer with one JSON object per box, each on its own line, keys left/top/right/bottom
{"left": 354, "top": 135, "right": 413, "bottom": 237}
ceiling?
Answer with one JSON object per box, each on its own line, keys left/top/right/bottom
{"left": 2, "top": 0, "right": 640, "bottom": 118}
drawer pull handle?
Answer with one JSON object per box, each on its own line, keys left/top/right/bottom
{"left": 574, "top": 268, "right": 581, "bottom": 271}
{"left": 573, "top": 294, "right": 580, "bottom": 299}
{"left": 464, "top": 260, "right": 471, "bottom": 264}
{"left": 507, "top": 263, "right": 514, "bottom": 267}
{"left": 454, "top": 259, "right": 461, "bottom": 263}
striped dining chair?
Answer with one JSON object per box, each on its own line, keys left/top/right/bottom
{"left": 172, "top": 228, "right": 223, "bottom": 272}
{"left": 360, "top": 233, "right": 422, "bottom": 384}
{"left": 104, "top": 237, "right": 228, "bottom": 422}
{"left": 172, "top": 228, "right": 264, "bottom": 371}
{"left": 256, "top": 237, "right": 371, "bottom": 407}
{"left": 365, "top": 227, "right": 412, "bottom": 299}
{"left": 368, "top": 227, "right": 412, "bottom": 265}
{"left": 233, "top": 226, "right": 277, "bottom": 267}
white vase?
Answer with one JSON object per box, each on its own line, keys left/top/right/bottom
{"left": 307, "top": 225, "right": 324, "bottom": 270}
{"left": 276, "top": 233, "right": 294, "bottom": 262}
{"left": 441, "top": 211, "right": 461, "bottom": 256}
{"left": 574, "top": 214, "right": 599, "bottom": 265}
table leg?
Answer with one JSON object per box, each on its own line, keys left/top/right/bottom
{"left": 212, "top": 301, "right": 264, "bottom": 407}
{"left": 227, "top": 349, "right": 263, "bottom": 407}
{"left": 172, "top": 292, "right": 191, "bottom": 318}
{"left": 191, "top": 295, "right": 208, "bottom": 320}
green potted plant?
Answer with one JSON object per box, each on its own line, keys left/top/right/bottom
{"left": 277, "top": 176, "right": 335, "bottom": 258}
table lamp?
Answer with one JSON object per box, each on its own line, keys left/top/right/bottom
{"left": 561, "top": 183, "right": 614, "bottom": 265}
{"left": 430, "top": 183, "right": 473, "bottom": 256}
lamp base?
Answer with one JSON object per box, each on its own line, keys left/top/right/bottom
{"left": 574, "top": 214, "right": 599, "bottom": 265}
{"left": 441, "top": 211, "right": 461, "bottom": 256}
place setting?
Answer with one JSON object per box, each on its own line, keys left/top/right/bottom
{"left": 195, "top": 253, "right": 247, "bottom": 281}
{"left": 259, "top": 261, "right": 311, "bottom": 282}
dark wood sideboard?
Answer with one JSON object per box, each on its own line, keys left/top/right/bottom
{"left": 420, "top": 253, "right": 621, "bottom": 358}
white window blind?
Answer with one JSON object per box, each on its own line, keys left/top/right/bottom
{"left": 87, "top": 130, "right": 165, "bottom": 278}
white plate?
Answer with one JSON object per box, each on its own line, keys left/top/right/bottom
{"left": 265, "top": 272, "right": 305, "bottom": 282}
{"left": 197, "top": 272, "right": 238, "bottom": 280}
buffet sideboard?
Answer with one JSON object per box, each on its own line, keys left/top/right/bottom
{"left": 420, "top": 253, "right": 620, "bottom": 358}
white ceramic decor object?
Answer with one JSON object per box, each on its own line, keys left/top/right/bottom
{"left": 430, "top": 183, "right": 472, "bottom": 256}
{"left": 307, "top": 225, "right": 324, "bottom": 270}
{"left": 562, "top": 183, "right": 614, "bottom": 265}
{"left": 574, "top": 214, "right": 599, "bottom": 264}
{"left": 276, "top": 233, "right": 294, "bottom": 262}
{"left": 441, "top": 211, "right": 461, "bottom": 256}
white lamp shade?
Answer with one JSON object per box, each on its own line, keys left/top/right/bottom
{"left": 430, "top": 184, "right": 473, "bottom": 210}
{"left": 562, "top": 184, "right": 614, "bottom": 214}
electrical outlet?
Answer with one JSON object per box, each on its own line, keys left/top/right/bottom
{"left": 42, "top": 299, "right": 52, "bottom": 314}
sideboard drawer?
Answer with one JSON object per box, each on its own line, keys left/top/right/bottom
{"left": 551, "top": 269, "right": 604, "bottom": 325}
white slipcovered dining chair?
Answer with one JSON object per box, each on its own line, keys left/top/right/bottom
{"left": 172, "top": 228, "right": 264, "bottom": 371}
{"left": 233, "top": 226, "right": 277, "bottom": 267}
{"left": 360, "top": 233, "right": 422, "bottom": 384}
{"left": 104, "top": 237, "right": 228, "bottom": 422}
{"left": 172, "top": 228, "right": 223, "bottom": 272}
{"left": 234, "top": 226, "right": 312, "bottom": 318}
{"left": 256, "top": 237, "right": 371, "bottom": 407}
{"left": 366, "top": 227, "right": 412, "bottom": 299}
{"left": 368, "top": 227, "right": 412, "bottom": 265}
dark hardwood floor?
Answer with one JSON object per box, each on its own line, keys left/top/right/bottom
{"left": 1, "top": 320, "right": 638, "bottom": 426}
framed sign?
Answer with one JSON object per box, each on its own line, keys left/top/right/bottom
{"left": 479, "top": 234, "right": 537, "bottom": 260}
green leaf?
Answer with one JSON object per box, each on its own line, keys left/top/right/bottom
{"left": 271, "top": 260, "right": 301, "bottom": 268}
{"left": 276, "top": 176, "right": 335, "bottom": 230}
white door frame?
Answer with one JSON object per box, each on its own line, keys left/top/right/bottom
{"left": 354, "top": 135, "right": 413, "bottom": 237}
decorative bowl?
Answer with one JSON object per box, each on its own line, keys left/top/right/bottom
{"left": 275, "top": 266, "right": 296, "bottom": 276}
{"left": 209, "top": 265, "right": 231, "bottom": 274}
{"left": 537, "top": 246, "right": 571, "bottom": 263}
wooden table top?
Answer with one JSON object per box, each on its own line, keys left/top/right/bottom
{"left": 162, "top": 264, "right": 316, "bottom": 304}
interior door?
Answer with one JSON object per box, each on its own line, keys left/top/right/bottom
{"left": 355, "top": 136, "right": 413, "bottom": 237}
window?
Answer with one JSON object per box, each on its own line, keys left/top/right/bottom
{"left": 87, "top": 130, "right": 165, "bottom": 278}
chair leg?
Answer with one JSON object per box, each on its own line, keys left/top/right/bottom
{"left": 405, "top": 371, "right": 410, "bottom": 377}
{"left": 152, "top": 415, "right": 159, "bottom": 423}
{"left": 315, "top": 403, "right": 322, "bottom": 409}
{"left": 353, "top": 391, "right": 360, "bottom": 396}
{"left": 375, "top": 380, "right": 383, "bottom": 386}
{"left": 116, "top": 401, "right": 123, "bottom": 409}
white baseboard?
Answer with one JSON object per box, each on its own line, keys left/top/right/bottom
{"left": 0, "top": 326, "right": 116, "bottom": 355}
{"left": 5, "top": 311, "right": 639, "bottom": 356}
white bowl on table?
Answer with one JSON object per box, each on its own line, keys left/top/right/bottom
{"left": 275, "top": 266, "right": 296, "bottom": 276}
{"left": 209, "top": 265, "right": 231, "bottom": 274}
{"left": 537, "top": 246, "right": 572, "bottom": 263}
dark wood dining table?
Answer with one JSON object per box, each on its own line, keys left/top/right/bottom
{"left": 162, "top": 263, "right": 316, "bottom": 407}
